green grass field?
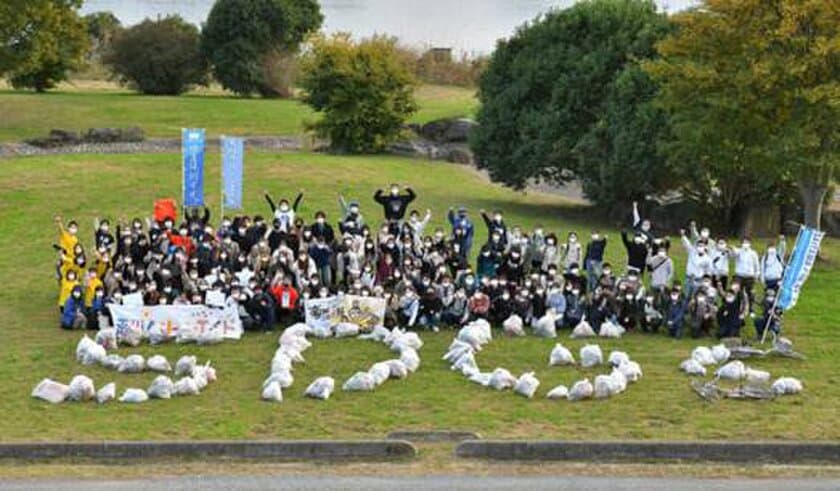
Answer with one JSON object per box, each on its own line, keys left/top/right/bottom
{"left": 0, "top": 151, "right": 837, "bottom": 442}
{"left": 0, "top": 84, "right": 478, "bottom": 142}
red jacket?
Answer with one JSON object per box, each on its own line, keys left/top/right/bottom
{"left": 271, "top": 284, "right": 299, "bottom": 310}
{"left": 166, "top": 231, "right": 194, "bottom": 256}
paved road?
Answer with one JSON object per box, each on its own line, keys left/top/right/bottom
{"left": 1, "top": 476, "right": 838, "bottom": 491}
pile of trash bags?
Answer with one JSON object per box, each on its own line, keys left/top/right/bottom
{"left": 680, "top": 341, "right": 804, "bottom": 401}
{"left": 261, "top": 322, "right": 424, "bottom": 403}
{"left": 32, "top": 355, "right": 218, "bottom": 405}
{"left": 443, "top": 321, "right": 643, "bottom": 402}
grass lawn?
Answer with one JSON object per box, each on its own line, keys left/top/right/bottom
{"left": 0, "top": 151, "right": 837, "bottom": 442}
{"left": 0, "top": 84, "right": 477, "bottom": 142}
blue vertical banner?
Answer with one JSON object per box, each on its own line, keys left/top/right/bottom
{"left": 221, "top": 136, "right": 244, "bottom": 210}
{"left": 777, "top": 226, "right": 825, "bottom": 311}
{"left": 182, "top": 128, "right": 205, "bottom": 207}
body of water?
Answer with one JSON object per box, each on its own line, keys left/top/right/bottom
{"left": 81, "top": 0, "right": 696, "bottom": 55}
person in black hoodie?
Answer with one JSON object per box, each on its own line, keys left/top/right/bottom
{"left": 418, "top": 286, "right": 443, "bottom": 331}
{"left": 374, "top": 184, "right": 416, "bottom": 223}
{"left": 717, "top": 290, "right": 742, "bottom": 338}
{"left": 310, "top": 211, "right": 335, "bottom": 244}
{"left": 621, "top": 230, "right": 649, "bottom": 276}
{"left": 480, "top": 209, "right": 508, "bottom": 246}
{"left": 584, "top": 230, "right": 607, "bottom": 292}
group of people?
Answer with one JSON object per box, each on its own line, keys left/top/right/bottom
{"left": 54, "top": 185, "right": 786, "bottom": 340}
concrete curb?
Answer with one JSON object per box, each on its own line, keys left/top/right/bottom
{"left": 387, "top": 431, "right": 481, "bottom": 442}
{"left": 455, "top": 440, "right": 840, "bottom": 464}
{"left": 0, "top": 440, "right": 416, "bottom": 461}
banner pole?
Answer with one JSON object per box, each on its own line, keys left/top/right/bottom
{"left": 181, "top": 128, "right": 185, "bottom": 209}
{"left": 760, "top": 226, "right": 802, "bottom": 344}
{"left": 220, "top": 135, "right": 225, "bottom": 224}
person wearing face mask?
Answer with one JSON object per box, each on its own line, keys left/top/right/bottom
{"left": 710, "top": 237, "right": 730, "bottom": 290}
{"left": 617, "top": 289, "right": 641, "bottom": 331}
{"left": 665, "top": 287, "right": 687, "bottom": 338}
{"left": 621, "top": 229, "right": 649, "bottom": 277}
{"left": 480, "top": 209, "right": 508, "bottom": 247}
{"left": 490, "top": 287, "right": 514, "bottom": 325}
{"left": 374, "top": 183, "right": 416, "bottom": 224}
{"left": 398, "top": 287, "right": 420, "bottom": 328}
{"left": 417, "top": 286, "right": 443, "bottom": 331}
{"left": 730, "top": 236, "right": 761, "bottom": 313}
{"left": 563, "top": 287, "right": 585, "bottom": 329}
{"left": 526, "top": 225, "right": 546, "bottom": 272}
{"left": 687, "top": 290, "right": 716, "bottom": 338}
{"left": 264, "top": 189, "right": 303, "bottom": 233}
{"left": 441, "top": 287, "right": 470, "bottom": 326}
{"left": 60, "top": 285, "right": 87, "bottom": 329}
{"left": 717, "top": 290, "right": 742, "bottom": 338}
{"left": 631, "top": 201, "right": 654, "bottom": 244}
{"left": 583, "top": 230, "right": 607, "bottom": 292}
{"left": 760, "top": 236, "right": 787, "bottom": 291}
{"left": 639, "top": 294, "right": 663, "bottom": 333}
{"left": 270, "top": 275, "right": 299, "bottom": 324}
{"left": 512, "top": 288, "right": 533, "bottom": 324}
{"left": 680, "top": 228, "right": 714, "bottom": 299}
{"left": 540, "top": 233, "right": 560, "bottom": 275}
{"left": 338, "top": 194, "right": 365, "bottom": 229}
{"left": 646, "top": 248, "right": 674, "bottom": 299}
{"left": 182, "top": 205, "right": 210, "bottom": 229}
{"left": 166, "top": 224, "right": 195, "bottom": 257}
{"left": 754, "top": 288, "right": 783, "bottom": 340}
{"left": 307, "top": 236, "right": 333, "bottom": 286}
{"left": 560, "top": 232, "right": 583, "bottom": 272}
{"left": 688, "top": 220, "right": 713, "bottom": 246}
{"left": 54, "top": 215, "right": 80, "bottom": 260}
{"left": 497, "top": 248, "right": 525, "bottom": 285}
{"left": 447, "top": 206, "right": 475, "bottom": 258}
{"left": 467, "top": 288, "right": 491, "bottom": 321}
{"left": 58, "top": 269, "right": 80, "bottom": 313}
{"left": 93, "top": 218, "right": 115, "bottom": 252}
{"left": 311, "top": 211, "right": 335, "bottom": 244}
{"left": 475, "top": 245, "right": 498, "bottom": 281}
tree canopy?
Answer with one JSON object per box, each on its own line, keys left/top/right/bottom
{"left": 300, "top": 34, "right": 417, "bottom": 154}
{"left": 201, "top": 0, "right": 323, "bottom": 97}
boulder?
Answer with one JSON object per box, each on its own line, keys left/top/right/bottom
{"left": 443, "top": 118, "right": 478, "bottom": 143}
{"left": 446, "top": 145, "right": 474, "bottom": 165}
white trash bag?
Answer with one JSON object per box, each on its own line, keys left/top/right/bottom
{"left": 568, "top": 379, "right": 594, "bottom": 401}
{"left": 451, "top": 351, "right": 477, "bottom": 374}
{"left": 147, "top": 375, "right": 174, "bottom": 399}
{"left": 173, "top": 377, "right": 200, "bottom": 396}
{"left": 96, "top": 382, "right": 116, "bottom": 404}
{"left": 715, "top": 360, "right": 746, "bottom": 380}
{"left": 607, "top": 351, "right": 630, "bottom": 367}
{"left": 711, "top": 344, "right": 731, "bottom": 364}
{"left": 610, "top": 368, "right": 628, "bottom": 393}
{"left": 174, "top": 355, "right": 197, "bottom": 377}
{"left": 513, "top": 372, "right": 540, "bottom": 399}
{"left": 443, "top": 339, "right": 473, "bottom": 363}
{"left": 680, "top": 358, "right": 707, "bottom": 376}
{"left": 771, "top": 377, "right": 803, "bottom": 395}
{"left": 32, "top": 378, "right": 70, "bottom": 404}
{"left": 390, "top": 332, "right": 424, "bottom": 353}
{"left": 570, "top": 319, "right": 596, "bottom": 338}
{"left": 264, "top": 370, "right": 294, "bottom": 389}
{"left": 598, "top": 320, "right": 625, "bottom": 338}
{"left": 617, "top": 361, "right": 643, "bottom": 382}
{"left": 594, "top": 374, "right": 617, "bottom": 399}
{"left": 342, "top": 371, "right": 376, "bottom": 392}
{"left": 488, "top": 368, "right": 516, "bottom": 391}
{"left": 691, "top": 346, "right": 716, "bottom": 366}
{"left": 400, "top": 348, "right": 421, "bottom": 373}
{"left": 580, "top": 344, "right": 603, "bottom": 368}
{"left": 533, "top": 314, "right": 557, "bottom": 338}
{"left": 261, "top": 381, "right": 283, "bottom": 402}
{"left": 304, "top": 376, "right": 335, "bottom": 400}
{"left": 549, "top": 343, "right": 575, "bottom": 366}
{"left": 503, "top": 314, "right": 525, "bottom": 337}
{"left": 368, "top": 362, "right": 392, "bottom": 386}
{"left": 117, "top": 322, "right": 143, "bottom": 347}
{"left": 95, "top": 328, "right": 118, "bottom": 350}
{"left": 745, "top": 367, "right": 771, "bottom": 385}
{"left": 546, "top": 384, "right": 569, "bottom": 400}
{"left": 387, "top": 359, "right": 409, "bottom": 379}
{"left": 101, "top": 353, "right": 124, "bottom": 370}
{"left": 311, "top": 324, "right": 333, "bottom": 339}
{"left": 357, "top": 325, "right": 390, "bottom": 342}
{"left": 335, "top": 322, "right": 361, "bottom": 338}
{"left": 118, "top": 388, "right": 148, "bottom": 403}
{"left": 117, "top": 354, "right": 145, "bottom": 373}
{"left": 469, "top": 372, "right": 492, "bottom": 386}
{"left": 76, "top": 335, "right": 104, "bottom": 365}
{"left": 147, "top": 355, "right": 171, "bottom": 372}
{"left": 67, "top": 375, "right": 95, "bottom": 402}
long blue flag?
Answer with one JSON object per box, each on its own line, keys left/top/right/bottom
{"left": 221, "top": 136, "right": 244, "bottom": 210}
{"left": 182, "top": 128, "right": 205, "bottom": 207}
{"left": 777, "top": 225, "right": 824, "bottom": 311}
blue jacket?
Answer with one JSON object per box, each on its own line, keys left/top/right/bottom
{"left": 666, "top": 299, "right": 687, "bottom": 325}
{"left": 448, "top": 210, "right": 474, "bottom": 251}
{"left": 62, "top": 287, "right": 84, "bottom": 326}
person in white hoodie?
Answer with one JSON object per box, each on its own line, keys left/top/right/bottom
{"left": 730, "top": 237, "right": 761, "bottom": 314}
{"left": 761, "top": 236, "right": 787, "bottom": 291}
{"left": 680, "top": 229, "right": 713, "bottom": 299}
{"left": 710, "top": 237, "right": 731, "bottom": 290}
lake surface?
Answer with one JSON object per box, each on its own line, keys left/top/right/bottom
{"left": 81, "top": 0, "right": 696, "bottom": 55}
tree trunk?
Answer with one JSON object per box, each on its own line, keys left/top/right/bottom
{"left": 799, "top": 179, "right": 828, "bottom": 230}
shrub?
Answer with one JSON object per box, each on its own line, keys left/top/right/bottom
{"left": 104, "top": 15, "right": 207, "bottom": 95}
{"left": 300, "top": 34, "right": 418, "bottom": 154}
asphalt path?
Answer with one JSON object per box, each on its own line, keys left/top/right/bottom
{"left": 1, "top": 475, "right": 838, "bottom": 491}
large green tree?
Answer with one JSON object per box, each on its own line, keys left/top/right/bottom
{"left": 471, "top": 0, "right": 671, "bottom": 204}
{"left": 0, "top": 0, "right": 88, "bottom": 92}
{"left": 645, "top": 0, "right": 839, "bottom": 231}
{"left": 201, "top": 0, "right": 322, "bottom": 97}
{"left": 300, "top": 34, "right": 417, "bottom": 153}
{"left": 104, "top": 16, "right": 207, "bottom": 95}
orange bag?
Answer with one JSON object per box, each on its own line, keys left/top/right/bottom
{"left": 153, "top": 198, "right": 178, "bottom": 224}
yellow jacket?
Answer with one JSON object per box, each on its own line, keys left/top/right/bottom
{"left": 59, "top": 230, "right": 78, "bottom": 258}
{"left": 85, "top": 277, "right": 103, "bottom": 307}
{"left": 58, "top": 278, "right": 80, "bottom": 307}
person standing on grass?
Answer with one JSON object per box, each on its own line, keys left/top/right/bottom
{"left": 448, "top": 206, "right": 475, "bottom": 259}
{"left": 264, "top": 189, "right": 303, "bottom": 234}
{"left": 680, "top": 228, "right": 713, "bottom": 299}
{"left": 560, "top": 231, "right": 582, "bottom": 272}
{"left": 374, "top": 184, "right": 416, "bottom": 232}
{"left": 730, "top": 236, "right": 761, "bottom": 315}
{"left": 761, "top": 236, "right": 787, "bottom": 292}
{"left": 621, "top": 229, "right": 649, "bottom": 277}
{"left": 665, "top": 286, "right": 687, "bottom": 339}
{"left": 631, "top": 201, "right": 654, "bottom": 244}
{"left": 583, "top": 230, "right": 607, "bottom": 293}
{"left": 480, "top": 208, "right": 508, "bottom": 247}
